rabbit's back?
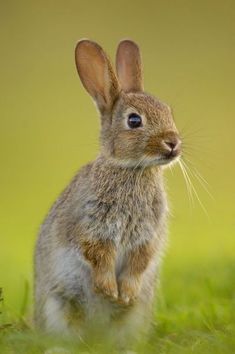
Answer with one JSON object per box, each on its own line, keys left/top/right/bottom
{"left": 34, "top": 163, "right": 94, "bottom": 328}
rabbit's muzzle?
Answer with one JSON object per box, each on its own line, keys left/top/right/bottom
{"left": 145, "top": 131, "right": 181, "bottom": 164}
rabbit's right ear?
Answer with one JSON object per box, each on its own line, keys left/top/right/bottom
{"left": 75, "top": 40, "right": 120, "bottom": 113}
{"left": 116, "top": 40, "right": 143, "bottom": 93}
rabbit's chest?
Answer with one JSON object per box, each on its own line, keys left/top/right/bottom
{"left": 81, "top": 186, "right": 166, "bottom": 246}
{"left": 117, "top": 191, "right": 165, "bottom": 245}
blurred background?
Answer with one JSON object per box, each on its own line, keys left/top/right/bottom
{"left": 0, "top": 0, "right": 234, "bottom": 316}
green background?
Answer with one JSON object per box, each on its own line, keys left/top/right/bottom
{"left": 0, "top": 0, "right": 234, "bottom": 340}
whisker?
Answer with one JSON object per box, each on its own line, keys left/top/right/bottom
{"left": 169, "top": 164, "right": 174, "bottom": 176}
{"left": 178, "top": 159, "right": 194, "bottom": 208}
{"left": 180, "top": 159, "right": 209, "bottom": 217}
{"left": 182, "top": 156, "right": 209, "bottom": 185}
{"left": 181, "top": 157, "right": 214, "bottom": 200}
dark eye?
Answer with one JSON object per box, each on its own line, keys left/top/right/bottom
{"left": 127, "top": 113, "right": 142, "bottom": 129}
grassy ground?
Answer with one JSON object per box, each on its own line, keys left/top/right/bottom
{"left": 1, "top": 259, "right": 234, "bottom": 354}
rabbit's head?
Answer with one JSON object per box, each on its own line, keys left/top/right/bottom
{"left": 75, "top": 39, "right": 181, "bottom": 168}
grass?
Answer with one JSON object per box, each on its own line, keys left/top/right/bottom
{"left": 0, "top": 259, "right": 234, "bottom": 354}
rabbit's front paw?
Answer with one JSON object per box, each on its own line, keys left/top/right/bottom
{"left": 118, "top": 275, "right": 141, "bottom": 306}
{"left": 93, "top": 272, "right": 118, "bottom": 301}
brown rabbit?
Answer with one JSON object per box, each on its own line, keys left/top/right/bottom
{"left": 34, "top": 39, "right": 181, "bottom": 344}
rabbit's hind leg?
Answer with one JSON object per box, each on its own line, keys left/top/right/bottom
{"left": 44, "top": 294, "right": 85, "bottom": 337}
{"left": 112, "top": 301, "right": 152, "bottom": 349}
{"left": 43, "top": 296, "right": 70, "bottom": 334}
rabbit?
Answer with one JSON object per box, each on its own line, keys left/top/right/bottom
{"left": 34, "top": 39, "right": 181, "bottom": 345}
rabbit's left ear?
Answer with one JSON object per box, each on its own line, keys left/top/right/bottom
{"left": 75, "top": 40, "right": 120, "bottom": 113}
{"left": 116, "top": 40, "right": 143, "bottom": 93}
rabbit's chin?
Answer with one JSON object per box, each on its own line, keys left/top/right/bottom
{"left": 153, "top": 155, "right": 181, "bottom": 167}
{"left": 139, "top": 155, "right": 180, "bottom": 168}
{"left": 108, "top": 155, "right": 180, "bottom": 169}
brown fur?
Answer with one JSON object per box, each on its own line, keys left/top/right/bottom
{"left": 118, "top": 241, "right": 157, "bottom": 304}
{"left": 125, "top": 241, "right": 157, "bottom": 276}
{"left": 80, "top": 238, "right": 116, "bottom": 270}
{"left": 80, "top": 237, "right": 118, "bottom": 299}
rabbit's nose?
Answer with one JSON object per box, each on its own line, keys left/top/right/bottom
{"left": 164, "top": 139, "right": 181, "bottom": 151}
{"left": 163, "top": 135, "right": 181, "bottom": 158}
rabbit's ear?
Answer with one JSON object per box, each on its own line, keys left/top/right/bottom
{"left": 75, "top": 40, "right": 120, "bottom": 113}
{"left": 116, "top": 40, "right": 143, "bottom": 93}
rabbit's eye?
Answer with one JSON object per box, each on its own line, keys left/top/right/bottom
{"left": 128, "top": 113, "right": 142, "bottom": 129}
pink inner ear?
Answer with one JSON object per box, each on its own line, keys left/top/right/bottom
{"left": 116, "top": 40, "right": 143, "bottom": 93}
